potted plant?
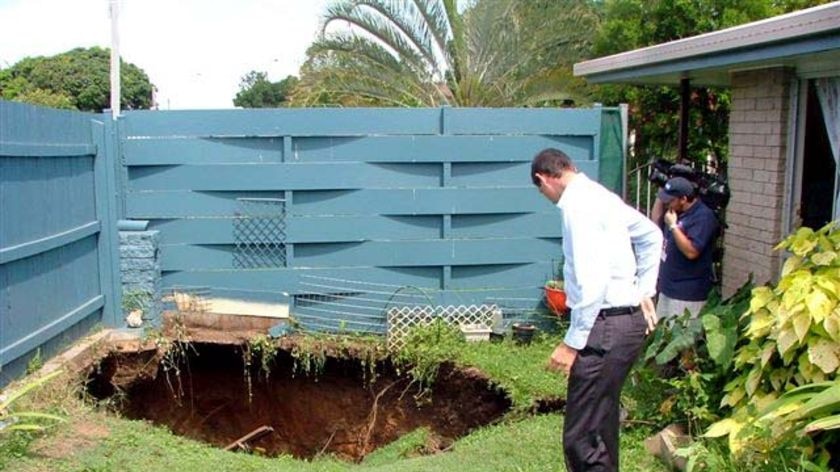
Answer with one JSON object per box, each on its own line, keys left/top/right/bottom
{"left": 511, "top": 322, "right": 537, "bottom": 345}
{"left": 544, "top": 279, "right": 567, "bottom": 316}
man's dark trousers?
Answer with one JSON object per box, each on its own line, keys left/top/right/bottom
{"left": 563, "top": 309, "right": 647, "bottom": 472}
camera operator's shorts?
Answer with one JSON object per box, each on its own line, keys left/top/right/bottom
{"left": 657, "top": 293, "right": 705, "bottom": 320}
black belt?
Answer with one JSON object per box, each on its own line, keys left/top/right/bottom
{"left": 599, "top": 305, "right": 640, "bottom": 317}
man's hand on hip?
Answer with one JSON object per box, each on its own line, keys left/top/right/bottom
{"left": 641, "top": 296, "right": 658, "bottom": 335}
{"left": 547, "top": 342, "right": 578, "bottom": 375}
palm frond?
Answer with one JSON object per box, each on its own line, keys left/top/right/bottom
{"left": 409, "top": 0, "right": 455, "bottom": 73}
{"left": 323, "top": 1, "right": 434, "bottom": 74}
{"left": 355, "top": 0, "right": 450, "bottom": 78}
{"left": 303, "top": 0, "right": 600, "bottom": 107}
{"left": 294, "top": 43, "right": 442, "bottom": 107}
{"left": 308, "top": 34, "right": 413, "bottom": 76}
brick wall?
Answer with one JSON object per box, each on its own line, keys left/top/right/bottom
{"left": 722, "top": 67, "right": 794, "bottom": 296}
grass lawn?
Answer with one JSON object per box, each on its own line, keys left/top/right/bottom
{"left": 1, "top": 332, "right": 668, "bottom": 472}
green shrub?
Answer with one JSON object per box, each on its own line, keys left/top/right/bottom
{"left": 707, "top": 222, "right": 840, "bottom": 466}
{"left": 634, "top": 282, "right": 752, "bottom": 434}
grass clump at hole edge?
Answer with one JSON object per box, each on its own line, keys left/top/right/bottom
{"left": 394, "top": 318, "right": 565, "bottom": 410}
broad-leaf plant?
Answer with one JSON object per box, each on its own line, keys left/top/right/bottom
{"left": 707, "top": 222, "right": 840, "bottom": 465}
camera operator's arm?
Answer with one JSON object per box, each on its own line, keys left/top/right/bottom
{"left": 664, "top": 210, "right": 700, "bottom": 259}
{"left": 650, "top": 198, "right": 665, "bottom": 227}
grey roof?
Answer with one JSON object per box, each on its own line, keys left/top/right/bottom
{"left": 574, "top": 2, "right": 840, "bottom": 86}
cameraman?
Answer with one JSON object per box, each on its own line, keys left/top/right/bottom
{"left": 656, "top": 177, "right": 719, "bottom": 320}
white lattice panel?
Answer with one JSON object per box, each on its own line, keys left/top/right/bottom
{"left": 386, "top": 304, "right": 500, "bottom": 350}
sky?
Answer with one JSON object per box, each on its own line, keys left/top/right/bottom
{"left": 0, "top": 0, "right": 331, "bottom": 109}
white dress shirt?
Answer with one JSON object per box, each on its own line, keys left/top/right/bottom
{"left": 556, "top": 173, "right": 663, "bottom": 350}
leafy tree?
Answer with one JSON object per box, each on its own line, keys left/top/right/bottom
{"left": 591, "top": 0, "right": 831, "bottom": 172}
{"left": 11, "top": 88, "right": 76, "bottom": 110}
{"left": 233, "top": 71, "right": 299, "bottom": 108}
{"left": 0, "top": 47, "right": 154, "bottom": 112}
{"left": 291, "top": 0, "right": 599, "bottom": 107}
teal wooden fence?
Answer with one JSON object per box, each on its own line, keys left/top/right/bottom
{"left": 0, "top": 101, "right": 120, "bottom": 385}
{"left": 120, "top": 107, "right": 624, "bottom": 333}
{"left": 0, "top": 103, "right": 624, "bottom": 384}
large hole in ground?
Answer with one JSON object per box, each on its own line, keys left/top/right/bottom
{"left": 86, "top": 341, "right": 511, "bottom": 461}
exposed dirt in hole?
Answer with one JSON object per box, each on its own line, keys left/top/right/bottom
{"left": 86, "top": 341, "right": 511, "bottom": 461}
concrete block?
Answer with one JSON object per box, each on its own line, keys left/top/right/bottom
{"left": 121, "top": 257, "right": 158, "bottom": 272}
{"left": 121, "top": 271, "right": 156, "bottom": 284}
{"left": 120, "top": 245, "right": 156, "bottom": 258}
{"left": 644, "top": 424, "right": 690, "bottom": 471}
{"left": 124, "top": 281, "right": 158, "bottom": 295}
{"left": 119, "top": 231, "right": 160, "bottom": 245}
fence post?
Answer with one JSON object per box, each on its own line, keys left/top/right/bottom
{"left": 92, "top": 119, "right": 123, "bottom": 326}
{"left": 440, "top": 106, "right": 452, "bottom": 291}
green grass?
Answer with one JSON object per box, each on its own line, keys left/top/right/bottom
{"left": 453, "top": 334, "right": 566, "bottom": 408}
{"left": 1, "top": 332, "right": 666, "bottom": 472}
{"left": 6, "top": 413, "right": 665, "bottom": 472}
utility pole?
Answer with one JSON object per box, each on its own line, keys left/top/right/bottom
{"left": 110, "top": 0, "right": 121, "bottom": 119}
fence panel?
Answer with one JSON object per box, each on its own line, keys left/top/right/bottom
{"left": 0, "top": 101, "right": 119, "bottom": 385}
{"left": 120, "top": 107, "right": 621, "bottom": 333}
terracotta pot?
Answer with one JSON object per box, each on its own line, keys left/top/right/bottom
{"left": 544, "top": 286, "right": 567, "bottom": 316}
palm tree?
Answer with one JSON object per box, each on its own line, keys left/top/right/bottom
{"left": 291, "top": 0, "right": 597, "bottom": 107}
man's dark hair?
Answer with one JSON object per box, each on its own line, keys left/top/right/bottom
{"left": 531, "top": 148, "right": 575, "bottom": 186}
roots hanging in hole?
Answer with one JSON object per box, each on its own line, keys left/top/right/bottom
{"left": 86, "top": 340, "right": 512, "bottom": 461}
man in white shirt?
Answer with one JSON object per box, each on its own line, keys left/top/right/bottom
{"left": 532, "top": 148, "right": 661, "bottom": 472}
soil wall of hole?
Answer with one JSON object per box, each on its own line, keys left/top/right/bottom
{"left": 86, "top": 342, "right": 511, "bottom": 461}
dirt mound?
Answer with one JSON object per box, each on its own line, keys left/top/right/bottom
{"left": 86, "top": 341, "right": 510, "bottom": 461}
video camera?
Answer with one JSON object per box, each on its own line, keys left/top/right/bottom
{"left": 648, "top": 158, "right": 731, "bottom": 215}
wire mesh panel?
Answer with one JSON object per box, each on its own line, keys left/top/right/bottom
{"left": 292, "top": 275, "right": 432, "bottom": 334}
{"left": 292, "top": 275, "right": 505, "bottom": 347}
{"left": 163, "top": 286, "right": 212, "bottom": 313}
{"left": 233, "top": 198, "right": 286, "bottom": 269}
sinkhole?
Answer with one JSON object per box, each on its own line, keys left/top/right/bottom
{"left": 85, "top": 341, "right": 512, "bottom": 461}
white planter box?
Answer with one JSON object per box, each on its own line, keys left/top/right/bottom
{"left": 460, "top": 324, "right": 492, "bottom": 342}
